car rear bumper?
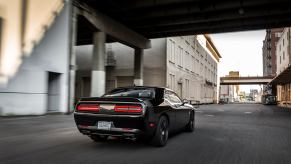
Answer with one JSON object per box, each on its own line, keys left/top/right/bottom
{"left": 74, "top": 112, "right": 155, "bottom": 137}
{"left": 77, "top": 125, "right": 142, "bottom": 137}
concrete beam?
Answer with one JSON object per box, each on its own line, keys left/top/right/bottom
{"left": 76, "top": 3, "right": 151, "bottom": 49}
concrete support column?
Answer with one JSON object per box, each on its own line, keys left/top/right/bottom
{"left": 134, "top": 48, "right": 144, "bottom": 86}
{"left": 90, "top": 31, "right": 106, "bottom": 97}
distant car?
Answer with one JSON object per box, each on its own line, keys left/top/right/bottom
{"left": 262, "top": 95, "right": 277, "bottom": 105}
{"left": 219, "top": 99, "right": 226, "bottom": 104}
{"left": 74, "top": 86, "right": 195, "bottom": 147}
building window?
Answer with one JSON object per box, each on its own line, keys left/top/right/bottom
{"left": 280, "top": 56, "right": 282, "bottom": 64}
{"left": 283, "top": 51, "right": 285, "bottom": 60}
{"left": 185, "top": 51, "right": 190, "bottom": 70}
{"left": 191, "top": 56, "right": 195, "bottom": 72}
{"left": 169, "top": 74, "right": 175, "bottom": 90}
{"left": 196, "top": 59, "right": 200, "bottom": 74}
{"left": 168, "top": 39, "right": 176, "bottom": 63}
{"left": 178, "top": 46, "right": 183, "bottom": 67}
{"left": 205, "top": 66, "right": 207, "bottom": 78}
{"left": 185, "top": 79, "right": 190, "bottom": 98}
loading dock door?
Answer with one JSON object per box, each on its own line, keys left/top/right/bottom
{"left": 47, "top": 72, "right": 60, "bottom": 112}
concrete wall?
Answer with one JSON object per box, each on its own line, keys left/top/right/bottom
{"left": 276, "top": 28, "right": 290, "bottom": 74}
{"left": 107, "top": 39, "right": 167, "bottom": 88}
{"left": 0, "top": 3, "right": 70, "bottom": 116}
{"left": 143, "top": 39, "right": 167, "bottom": 87}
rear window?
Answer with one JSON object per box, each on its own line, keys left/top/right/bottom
{"left": 102, "top": 88, "right": 155, "bottom": 99}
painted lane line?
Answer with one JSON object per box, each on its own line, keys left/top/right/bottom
{"left": 206, "top": 114, "right": 214, "bottom": 117}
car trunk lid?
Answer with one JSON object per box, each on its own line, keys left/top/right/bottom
{"left": 75, "top": 97, "right": 144, "bottom": 115}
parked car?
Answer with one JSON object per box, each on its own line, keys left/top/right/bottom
{"left": 219, "top": 98, "right": 226, "bottom": 104}
{"left": 261, "top": 95, "right": 277, "bottom": 105}
{"left": 74, "top": 86, "right": 195, "bottom": 147}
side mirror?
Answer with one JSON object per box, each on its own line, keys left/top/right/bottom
{"left": 182, "top": 99, "right": 188, "bottom": 105}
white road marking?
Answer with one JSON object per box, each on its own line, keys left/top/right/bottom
{"left": 244, "top": 112, "right": 252, "bottom": 114}
{"left": 218, "top": 109, "right": 225, "bottom": 112}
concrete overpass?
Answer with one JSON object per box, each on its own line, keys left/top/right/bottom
{"left": 220, "top": 76, "right": 274, "bottom": 85}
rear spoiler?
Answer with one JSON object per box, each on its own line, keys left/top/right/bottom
{"left": 79, "top": 97, "right": 143, "bottom": 103}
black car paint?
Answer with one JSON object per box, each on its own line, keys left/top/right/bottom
{"left": 74, "top": 87, "right": 195, "bottom": 139}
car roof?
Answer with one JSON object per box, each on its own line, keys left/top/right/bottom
{"left": 112, "top": 86, "right": 173, "bottom": 91}
{"left": 114, "top": 86, "right": 162, "bottom": 89}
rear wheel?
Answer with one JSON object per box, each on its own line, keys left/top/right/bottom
{"left": 185, "top": 112, "right": 195, "bottom": 132}
{"left": 150, "top": 116, "right": 169, "bottom": 147}
{"left": 90, "top": 135, "right": 108, "bottom": 142}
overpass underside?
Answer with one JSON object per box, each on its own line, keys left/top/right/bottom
{"left": 77, "top": 0, "right": 291, "bottom": 40}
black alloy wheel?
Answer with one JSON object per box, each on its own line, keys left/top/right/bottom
{"left": 151, "top": 116, "right": 169, "bottom": 147}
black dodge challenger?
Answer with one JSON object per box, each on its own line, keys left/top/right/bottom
{"left": 74, "top": 86, "right": 195, "bottom": 147}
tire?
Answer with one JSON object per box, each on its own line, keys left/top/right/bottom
{"left": 90, "top": 135, "right": 108, "bottom": 142}
{"left": 150, "top": 116, "right": 169, "bottom": 147}
{"left": 185, "top": 112, "right": 195, "bottom": 132}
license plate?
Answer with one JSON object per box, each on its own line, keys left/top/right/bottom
{"left": 97, "top": 121, "right": 111, "bottom": 130}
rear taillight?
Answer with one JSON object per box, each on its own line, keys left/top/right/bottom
{"left": 77, "top": 104, "right": 100, "bottom": 112}
{"left": 114, "top": 105, "right": 142, "bottom": 113}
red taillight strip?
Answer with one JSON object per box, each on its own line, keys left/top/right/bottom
{"left": 77, "top": 104, "right": 100, "bottom": 112}
{"left": 114, "top": 105, "right": 142, "bottom": 113}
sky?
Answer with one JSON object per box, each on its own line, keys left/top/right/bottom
{"left": 210, "top": 30, "right": 266, "bottom": 93}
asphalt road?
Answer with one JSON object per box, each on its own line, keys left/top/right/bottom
{"left": 1, "top": 104, "right": 291, "bottom": 164}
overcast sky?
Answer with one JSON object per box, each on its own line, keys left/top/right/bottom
{"left": 210, "top": 30, "right": 266, "bottom": 93}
